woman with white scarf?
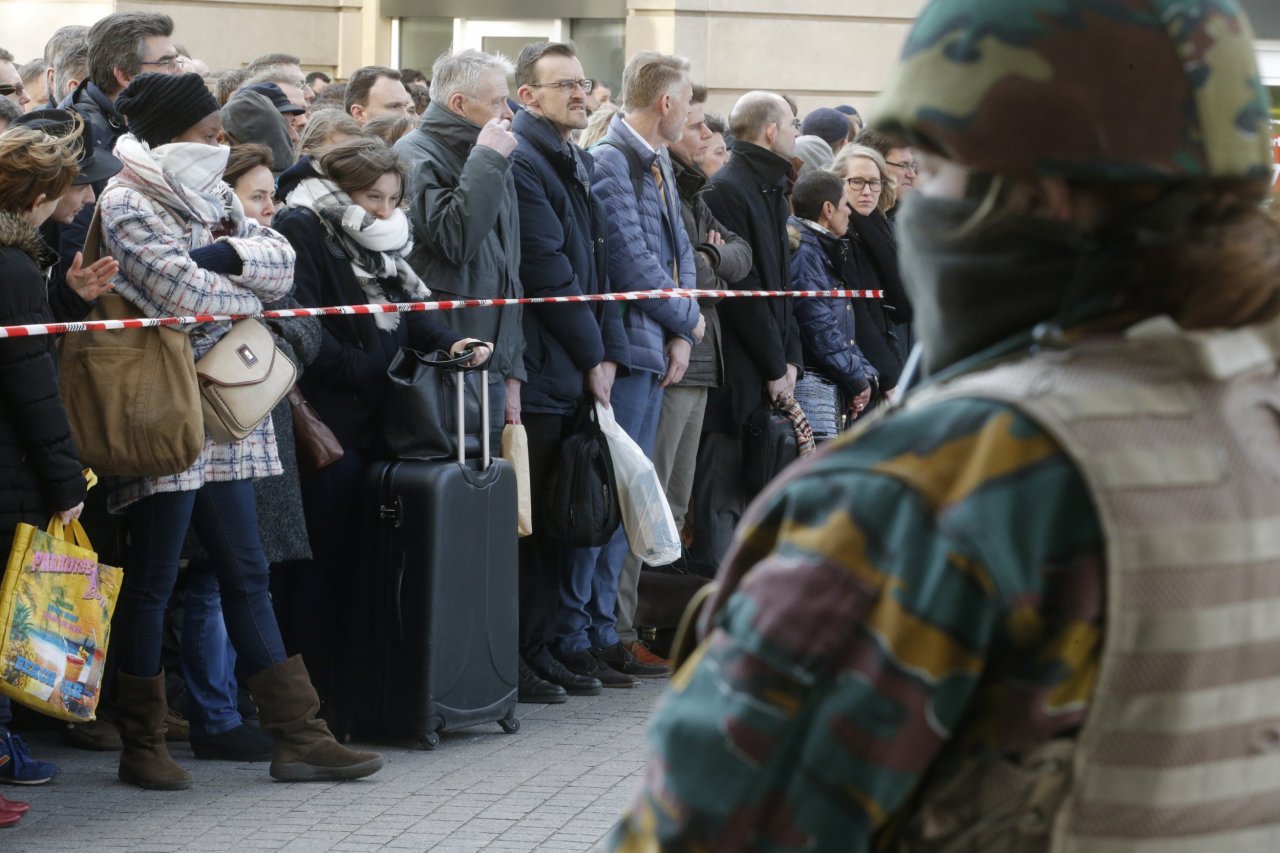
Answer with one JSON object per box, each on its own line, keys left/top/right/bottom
{"left": 98, "top": 73, "right": 384, "bottom": 791}
{"left": 272, "top": 138, "right": 489, "bottom": 709}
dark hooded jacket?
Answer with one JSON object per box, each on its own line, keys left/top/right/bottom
{"left": 0, "top": 212, "right": 87, "bottom": 549}
{"left": 221, "top": 91, "right": 297, "bottom": 174}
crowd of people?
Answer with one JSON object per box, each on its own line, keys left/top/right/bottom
{"left": 0, "top": 11, "right": 916, "bottom": 822}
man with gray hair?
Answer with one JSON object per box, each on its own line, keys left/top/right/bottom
{"left": 688, "top": 90, "right": 803, "bottom": 575}
{"left": 555, "top": 50, "right": 705, "bottom": 685}
{"left": 52, "top": 40, "right": 90, "bottom": 109}
{"left": 396, "top": 47, "right": 525, "bottom": 510}
{"left": 43, "top": 24, "right": 88, "bottom": 107}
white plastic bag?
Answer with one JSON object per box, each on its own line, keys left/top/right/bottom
{"left": 595, "top": 401, "right": 682, "bottom": 565}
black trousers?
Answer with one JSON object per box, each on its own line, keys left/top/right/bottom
{"left": 517, "top": 412, "right": 574, "bottom": 661}
{"left": 687, "top": 432, "right": 745, "bottom": 579}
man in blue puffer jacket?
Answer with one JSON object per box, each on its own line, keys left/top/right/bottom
{"left": 555, "top": 50, "right": 705, "bottom": 686}
{"left": 787, "top": 170, "right": 877, "bottom": 433}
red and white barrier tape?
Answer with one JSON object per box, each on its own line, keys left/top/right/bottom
{"left": 0, "top": 287, "right": 884, "bottom": 338}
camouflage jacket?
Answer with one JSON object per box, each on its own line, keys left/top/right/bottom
{"left": 603, "top": 393, "right": 1105, "bottom": 852}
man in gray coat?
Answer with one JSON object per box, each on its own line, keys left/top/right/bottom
{"left": 396, "top": 48, "right": 525, "bottom": 436}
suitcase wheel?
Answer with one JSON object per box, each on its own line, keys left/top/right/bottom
{"left": 499, "top": 715, "right": 520, "bottom": 734}
{"left": 418, "top": 730, "right": 441, "bottom": 750}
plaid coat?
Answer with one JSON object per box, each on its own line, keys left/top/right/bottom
{"left": 99, "top": 167, "right": 297, "bottom": 511}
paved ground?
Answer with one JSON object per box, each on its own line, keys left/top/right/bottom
{"left": 1, "top": 682, "right": 664, "bottom": 852}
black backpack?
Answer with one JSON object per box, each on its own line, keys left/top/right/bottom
{"left": 545, "top": 403, "right": 622, "bottom": 547}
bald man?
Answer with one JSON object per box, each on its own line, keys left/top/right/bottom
{"left": 688, "top": 90, "right": 803, "bottom": 575}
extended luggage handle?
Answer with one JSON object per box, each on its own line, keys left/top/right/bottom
{"left": 454, "top": 365, "right": 492, "bottom": 469}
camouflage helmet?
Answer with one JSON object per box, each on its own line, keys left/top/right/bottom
{"left": 871, "top": 0, "right": 1272, "bottom": 185}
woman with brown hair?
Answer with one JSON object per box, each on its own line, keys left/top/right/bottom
{"left": 273, "top": 137, "right": 489, "bottom": 706}
{"left": 0, "top": 123, "right": 86, "bottom": 812}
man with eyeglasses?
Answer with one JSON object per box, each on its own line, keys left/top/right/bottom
{"left": 56, "top": 13, "right": 180, "bottom": 348}
{"left": 396, "top": 48, "right": 524, "bottom": 458}
{"left": 0, "top": 48, "right": 30, "bottom": 111}
{"left": 506, "top": 40, "right": 630, "bottom": 704}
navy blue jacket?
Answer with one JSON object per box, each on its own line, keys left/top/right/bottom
{"left": 590, "top": 114, "right": 699, "bottom": 375}
{"left": 787, "top": 218, "right": 877, "bottom": 397}
{"left": 511, "top": 108, "right": 629, "bottom": 416}
{"left": 274, "top": 207, "right": 457, "bottom": 452}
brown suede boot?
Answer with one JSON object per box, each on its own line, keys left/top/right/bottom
{"left": 115, "top": 671, "right": 193, "bottom": 790}
{"left": 248, "top": 656, "right": 384, "bottom": 782}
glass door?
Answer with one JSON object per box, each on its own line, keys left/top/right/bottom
{"left": 454, "top": 19, "right": 566, "bottom": 61}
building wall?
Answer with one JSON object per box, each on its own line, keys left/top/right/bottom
{"left": 626, "top": 0, "right": 925, "bottom": 119}
{"left": 3, "top": 0, "right": 1276, "bottom": 114}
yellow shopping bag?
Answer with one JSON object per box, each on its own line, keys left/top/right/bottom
{"left": 0, "top": 509, "right": 122, "bottom": 722}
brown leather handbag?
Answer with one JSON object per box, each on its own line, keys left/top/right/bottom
{"left": 287, "top": 387, "right": 343, "bottom": 476}
{"left": 58, "top": 293, "right": 205, "bottom": 477}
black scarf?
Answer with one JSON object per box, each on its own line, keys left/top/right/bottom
{"left": 847, "top": 209, "right": 911, "bottom": 324}
{"left": 897, "top": 195, "right": 1129, "bottom": 378}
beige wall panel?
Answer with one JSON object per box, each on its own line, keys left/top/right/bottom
{"left": 115, "top": 1, "right": 344, "bottom": 71}
{"left": 0, "top": 1, "right": 113, "bottom": 63}
{"left": 700, "top": 15, "right": 909, "bottom": 92}
{"left": 630, "top": 0, "right": 923, "bottom": 18}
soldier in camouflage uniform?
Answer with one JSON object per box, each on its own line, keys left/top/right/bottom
{"left": 604, "top": 1, "right": 1280, "bottom": 850}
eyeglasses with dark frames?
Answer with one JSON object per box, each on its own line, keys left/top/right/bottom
{"left": 529, "top": 78, "right": 594, "bottom": 94}
{"left": 139, "top": 56, "right": 181, "bottom": 70}
{"left": 846, "top": 177, "right": 883, "bottom": 192}
{"left": 0, "top": 82, "right": 25, "bottom": 97}
{"left": 886, "top": 159, "right": 918, "bottom": 173}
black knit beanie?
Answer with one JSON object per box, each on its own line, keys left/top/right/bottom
{"left": 116, "top": 72, "right": 220, "bottom": 148}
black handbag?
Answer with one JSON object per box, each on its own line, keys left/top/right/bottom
{"left": 383, "top": 347, "right": 489, "bottom": 461}
{"left": 545, "top": 403, "right": 622, "bottom": 547}
{"left": 742, "top": 400, "right": 799, "bottom": 497}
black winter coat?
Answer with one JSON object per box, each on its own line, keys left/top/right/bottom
{"left": 841, "top": 233, "right": 903, "bottom": 394}
{"left": 701, "top": 142, "right": 803, "bottom": 432}
{"left": 511, "top": 109, "right": 629, "bottom": 416}
{"left": 0, "top": 212, "right": 87, "bottom": 547}
{"left": 273, "top": 207, "right": 457, "bottom": 453}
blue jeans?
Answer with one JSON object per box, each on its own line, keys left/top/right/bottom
{"left": 558, "top": 371, "right": 664, "bottom": 654}
{"left": 180, "top": 567, "right": 241, "bottom": 737}
{"left": 115, "top": 480, "right": 286, "bottom": 680}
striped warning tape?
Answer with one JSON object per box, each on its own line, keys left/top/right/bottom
{"left": 0, "top": 287, "right": 884, "bottom": 339}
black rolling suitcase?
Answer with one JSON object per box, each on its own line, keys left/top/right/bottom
{"left": 339, "top": 365, "right": 520, "bottom": 748}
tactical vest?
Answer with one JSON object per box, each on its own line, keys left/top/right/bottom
{"left": 886, "top": 314, "right": 1280, "bottom": 852}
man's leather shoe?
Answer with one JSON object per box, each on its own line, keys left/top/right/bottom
{"left": 593, "top": 642, "right": 669, "bottom": 678}
{"left": 530, "top": 650, "right": 602, "bottom": 696}
{"left": 556, "top": 650, "right": 639, "bottom": 688}
{"left": 622, "top": 641, "right": 672, "bottom": 675}
{"left": 518, "top": 662, "right": 568, "bottom": 704}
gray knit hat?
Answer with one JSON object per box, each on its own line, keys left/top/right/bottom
{"left": 801, "top": 107, "right": 852, "bottom": 150}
